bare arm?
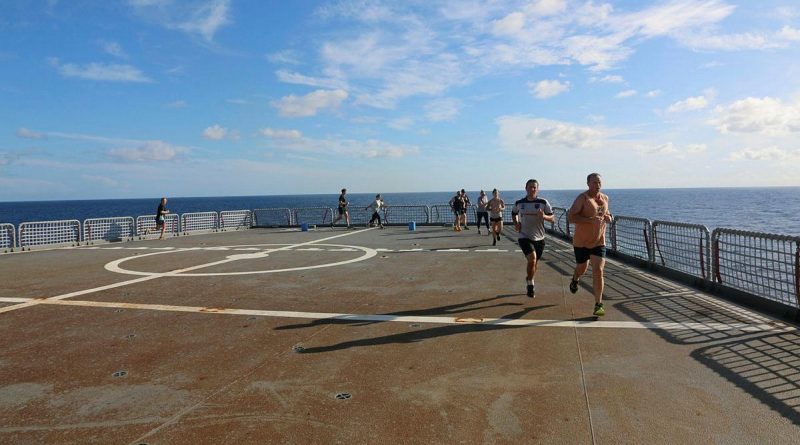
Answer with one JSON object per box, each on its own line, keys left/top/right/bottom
{"left": 568, "top": 195, "right": 592, "bottom": 224}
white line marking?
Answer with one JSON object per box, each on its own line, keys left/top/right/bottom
{"left": 5, "top": 297, "right": 792, "bottom": 333}
{"left": 0, "top": 229, "right": 375, "bottom": 315}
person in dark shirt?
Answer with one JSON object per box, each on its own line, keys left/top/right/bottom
{"left": 155, "top": 197, "right": 169, "bottom": 239}
{"left": 331, "top": 188, "right": 351, "bottom": 229}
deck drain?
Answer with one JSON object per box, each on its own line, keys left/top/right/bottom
{"left": 124, "top": 334, "right": 136, "bottom": 340}
{"left": 381, "top": 255, "right": 389, "bottom": 258}
{"left": 292, "top": 345, "right": 305, "bottom": 353}
{"left": 112, "top": 370, "right": 128, "bottom": 378}
{"left": 334, "top": 392, "right": 351, "bottom": 400}
{"left": 409, "top": 323, "right": 421, "bottom": 328}
{"left": 114, "top": 309, "right": 124, "bottom": 313}
{"left": 248, "top": 316, "right": 257, "bottom": 320}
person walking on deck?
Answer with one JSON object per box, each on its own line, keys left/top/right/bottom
{"left": 568, "top": 173, "right": 613, "bottom": 316}
{"left": 366, "top": 194, "right": 385, "bottom": 229}
{"left": 155, "top": 197, "right": 169, "bottom": 240}
{"left": 449, "top": 191, "right": 465, "bottom": 232}
{"left": 461, "top": 189, "right": 471, "bottom": 230}
{"left": 512, "top": 179, "right": 554, "bottom": 298}
{"left": 331, "top": 188, "right": 351, "bottom": 229}
{"left": 487, "top": 189, "right": 505, "bottom": 246}
{"left": 476, "top": 190, "right": 489, "bottom": 235}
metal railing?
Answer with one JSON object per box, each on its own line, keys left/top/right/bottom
{"left": 611, "top": 216, "right": 653, "bottom": 262}
{"left": 550, "top": 207, "right": 572, "bottom": 238}
{"left": 653, "top": 221, "right": 710, "bottom": 281}
{"left": 83, "top": 217, "right": 135, "bottom": 244}
{"left": 1, "top": 223, "right": 15, "bottom": 252}
{"left": 2, "top": 205, "right": 798, "bottom": 313}
{"left": 384, "top": 205, "right": 430, "bottom": 224}
{"left": 252, "top": 208, "right": 291, "bottom": 227}
{"left": 136, "top": 214, "right": 180, "bottom": 238}
{"left": 19, "top": 220, "right": 81, "bottom": 250}
{"left": 219, "top": 210, "right": 252, "bottom": 230}
{"left": 292, "top": 207, "right": 333, "bottom": 226}
{"left": 181, "top": 212, "right": 219, "bottom": 234}
{"left": 712, "top": 229, "right": 800, "bottom": 309}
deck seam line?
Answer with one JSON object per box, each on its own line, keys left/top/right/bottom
{"left": 564, "top": 277, "right": 597, "bottom": 445}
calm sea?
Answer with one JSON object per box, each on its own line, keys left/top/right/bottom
{"left": 0, "top": 187, "right": 798, "bottom": 236}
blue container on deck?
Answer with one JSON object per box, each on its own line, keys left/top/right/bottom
{"left": 408, "top": 221, "right": 416, "bottom": 231}
{"left": 300, "top": 223, "right": 309, "bottom": 232}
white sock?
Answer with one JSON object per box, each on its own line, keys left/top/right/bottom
{"left": 526, "top": 279, "right": 533, "bottom": 286}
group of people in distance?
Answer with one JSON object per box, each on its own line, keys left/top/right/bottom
{"left": 331, "top": 173, "right": 612, "bottom": 316}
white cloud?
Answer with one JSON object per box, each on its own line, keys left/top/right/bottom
{"left": 267, "top": 50, "right": 301, "bottom": 65}
{"left": 646, "top": 89, "right": 662, "bottom": 98}
{"left": 712, "top": 97, "right": 800, "bottom": 134}
{"left": 388, "top": 117, "right": 414, "bottom": 130}
{"left": 687, "top": 143, "right": 707, "bottom": 153}
{"left": 729, "top": 146, "right": 797, "bottom": 161}
{"left": 50, "top": 58, "right": 151, "bottom": 82}
{"left": 165, "top": 100, "right": 187, "bottom": 108}
{"left": 591, "top": 75, "right": 624, "bottom": 83}
{"left": 100, "top": 41, "right": 127, "bottom": 58}
{"left": 271, "top": 89, "right": 348, "bottom": 117}
{"left": 259, "top": 128, "right": 303, "bottom": 139}
{"left": 648, "top": 142, "right": 678, "bottom": 154}
{"left": 129, "top": 0, "right": 233, "bottom": 42}
{"left": 259, "top": 126, "right": 418, "bottom": 158}
{"left": 524, "top": 0, "right": 567, "bottom": 17}
{"left": 497, "top": 116, "right": 605, "bottom": 152}
{"left": 616, "top": 89, "right": 637, "bottom": 98}
{"left": 81, "top": 174, "right": 119, "bottom": 188}
{"left": 202, "top": 125, "right": 227, "bottom": 140}
{"left": 16, "top": 127, "right": 45, "bottom": 139}
{"left": 424, "top": 98, "right": 460, "bottom": 122}
{"left": 276, "top": 70, "right": 347, "bottom": 90}
{"left": 108, "top": 140, "right": 188, "bottom": 161}
{"left": 679, "top": 25, "right": 800, "bottom": 51}
{"left": 667, "top": 95, "right": 710, "bottom": 112}
{"left": 530, "top": 79, "right": 570, "bottom": 99}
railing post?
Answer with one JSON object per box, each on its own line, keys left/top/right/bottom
{"left": 795, "top": 242, "right": 800, "bottom": 308}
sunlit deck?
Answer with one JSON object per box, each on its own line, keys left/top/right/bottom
{"left": 0, "top": 226, "right": 798, "bottom": 444}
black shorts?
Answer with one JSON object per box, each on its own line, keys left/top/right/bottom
{"left": 519, "top": 238, "right": 545, "bottom": 259}
{"left": 337, "top": 207, "right": 346, "bottom": 215}
{"left": 490, "top": 216, "right": 503, "bottom": 222}
{"left": 155, "top": 217, "right": 165, "bottom": 228}
{"left": 574, "top": 246, "right": 606, "bottom": 264}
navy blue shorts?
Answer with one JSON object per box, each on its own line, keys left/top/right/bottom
{"left": 519, "top": 238, "right": 545, "bottom": 259}
{"left": 574, "top": 246, "right": 606, "bottom": 264}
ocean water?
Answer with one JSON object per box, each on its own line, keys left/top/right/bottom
{"left": 0, "top": 187, "right": 798, "bottom": 236}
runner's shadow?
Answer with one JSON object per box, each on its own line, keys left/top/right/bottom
{"left": 274, "top": 294, "right": 519, "bottom": 331}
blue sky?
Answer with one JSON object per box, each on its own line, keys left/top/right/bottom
{"left": 2, "top": 0, "right": 799, "bottom": 201}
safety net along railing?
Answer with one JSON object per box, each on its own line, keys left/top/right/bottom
{"left": 83, "top": 217, "right": 136, "bottom": 244}
{"left": 136, "top": 214, "right": 180, "bottom": 238}
{"left": 1, "top": 223, "right": 15, "bottom": 252}
{"left": 384, "top": 205, "right": 430, "bottom": 225}
{"left": 712, "top": 228, "right": 800, "bottom": 309}
{"left": 292, "top": 207, "right": 334, "bottom": 226}
{"left": 549, "top": 207, "right": 572, "bottom": 239}
{"left": 19, "top": 220, "right": 81, "bottom": 249}
{"left": 610, "top": 215, "right": 652, "bottom": 262}
{"left": 181, "top": 212, "right": 219, "bottom": 234}
{"left": 219, "top": 210, "right": 252, "bottom": 230}
{"left": 252, "top": 208, "right": 291, "bottom": 227}
{"left": 652, "top": 220, "right": 710, "bottom": 281}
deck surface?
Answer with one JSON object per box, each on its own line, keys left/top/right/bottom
{"left": 0, "top": 226, "right": 798, "bottom": 444}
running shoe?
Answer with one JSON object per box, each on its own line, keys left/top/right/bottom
{"left": 527, "top": 284, "right": 535, "bottom": 298}
{"left": 492, "top": 237, "right": 496, "bottom": 246}
{"left": 593, "top": 303, "right": 605, "bottom": 317}
{"left": 464, "top": 226, "right": 470, "bottom": 230}
{"left": 569, "top": 277, "right": 579, "bottom": 294}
